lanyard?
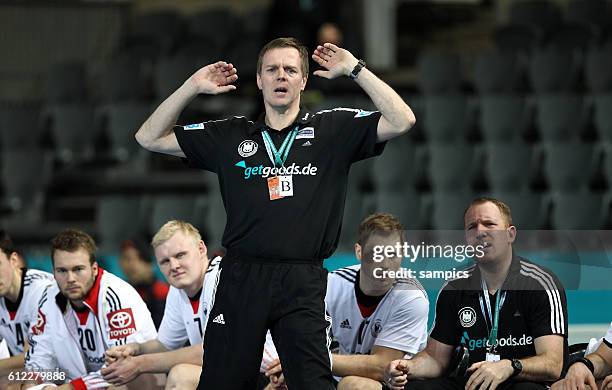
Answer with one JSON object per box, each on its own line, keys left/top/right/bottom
{"left": 479, "top": 278, "right": 506, "bottom": 351}
{"left": 261, "top": 126, "right": 299, "bottom": 168}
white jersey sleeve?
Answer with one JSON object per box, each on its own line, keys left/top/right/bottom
{"left": 604, "top": 322, "right": 612, "bottom": 347}
{"left": 103, "top": 277, "right": 157, "bottom": 346}
{"left": 24, "top": 288, "right": 59, "bottom": 373}
{"left": 157, "top": 287, "right": 189, "bottom": 350}
{"left": 373, "top": 290, "right": 429, "bottom": 355}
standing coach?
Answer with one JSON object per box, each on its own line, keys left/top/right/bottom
{"left": 135, "top": 37, "right": 416, "bottom": 390}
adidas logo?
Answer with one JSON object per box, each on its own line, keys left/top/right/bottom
{"left": 212, "top": 314, "right": 225, "bottom": 325}
{"left": 513, "top": 310, "right": 521, "bottom": 317}
{"left": 301, "top": 141, "right": 312, "bottom": 147}
{"left": 340, "top": 319, "right": 352, "bottom": 329}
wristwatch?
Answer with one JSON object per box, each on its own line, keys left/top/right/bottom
{"left": 510, "top": 358, "right": 523, "bottom": 378}
{"left": 349, "top": 59, "right": 366, "bottom": 80}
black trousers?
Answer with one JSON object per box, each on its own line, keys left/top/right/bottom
{"left": 405, "top": 377, "right": 548, "bottom": 390}
{"left": 198, "top": 256, "right": 334, "bottom": 390}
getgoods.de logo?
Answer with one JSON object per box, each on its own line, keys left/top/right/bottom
{"left": 107, "top": 308, "right": 137, "bottom": 339}
{"left": 460, "top": 331, "right": 533, "bottom": 351}
{"left": 235, "top": 161, "right": 318, "bottom": 179}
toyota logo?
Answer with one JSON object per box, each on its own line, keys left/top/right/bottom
{"left": 110, "top": 311, "right": 132, "bottom": 329}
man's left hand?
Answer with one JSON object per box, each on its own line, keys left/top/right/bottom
{"left": 312, "top": 43, "right": 359, "bottom": 80}
{"left": 465, "top": 360, "right": 514, "bottom": 390}
{"left": 602, "top": 374, "right": 612, "bottom": 390}
{"left": 101, "top": 355, "right": 141, "bottom": 385}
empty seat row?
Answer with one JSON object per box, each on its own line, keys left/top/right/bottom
{"left": 418, "top": 46, "right": 612, "bottom": 95}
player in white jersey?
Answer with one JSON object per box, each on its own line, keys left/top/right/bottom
{"left": 103, "top": 220, "right": 278, "bottom": 389}
{"left": 0, "top": 232, "right": 54, "bottom": 387}
{"left": 21, "top": 229, "right": 159, "bottom": 390}
{"left": 264, "top": 213, "right": 429, "bottom": 390}
{"left": 552, "top": 321, "right": 612, "bottom": 390}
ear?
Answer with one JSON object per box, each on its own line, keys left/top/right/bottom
{"left": 301, "top": 75, "right": 308, "bottom": 91}
{"left": 198, "top": 240, "right": 208, "bottom": 259}
{"left": 354, "top": 243, "right": 362, "bottom": 261}
{"left": 8, "top": 252, "right": 21, "bottom": 268}
{"left": 256, "top": 72, "right": 262, "bottom": 90}
{"left": 507, "top": 225, "right": 517, "bottom": 244}
{"left": 92, "top": 261, "right": 99, "bottom": 277}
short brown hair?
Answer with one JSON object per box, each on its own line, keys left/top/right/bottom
{"left": 257, "top": 37, "right": 309, "bottom": 77}
{"left": 0, "top": 230, "right": 16, "bottom": 258}
{"left": 51, "top": 229, "right": 97, "bottom": 265}
{"left": 357, "top": 213, "right": 404, "bottom": 247}
{"left": 464, "top": 197, "right": 513, "bottom": 227}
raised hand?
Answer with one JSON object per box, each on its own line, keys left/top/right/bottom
{"left": 188, "top": 61, "right": 238, "bottom": 95}
{"left": 312, "top": 43, "right": 358, "bottom": 80}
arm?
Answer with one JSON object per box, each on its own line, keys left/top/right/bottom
{"left": 552, "top": 335, "right": 612, "bottom": 390}
{"left": 0, "top": 353, "right": 24, "bottom": 375}
{"left": 105, "top": 339, "right": 168, "bottom": 364}
{"left": 135, "top": 61, "right": 238, "bottom": 156}
{"left": 465, "top": 335, "right": 565, "bottom": 390}
{"left": 312, "top": 43, "right": 416, "bottom": 142}
{"left": 382, "top": 338, "right": 454, "bottom": 390}
{"left": 102, "top": 343, "right": 201, "bottom": 386}
{"left": 332, "top": 345, "right": 404, "bottom": 381}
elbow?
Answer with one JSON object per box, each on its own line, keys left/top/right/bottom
{"left": 135, "top": 127, "right": 154, "bottom": 151}
{"left": 397, "top": 108, "right": 416, "bottom": 135}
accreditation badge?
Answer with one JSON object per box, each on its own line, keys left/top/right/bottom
{"left": 485, "top": 352, "right": 500, "bottom": 362}
{"left": 267, "top": 175, "right": 293, "bottom": 200}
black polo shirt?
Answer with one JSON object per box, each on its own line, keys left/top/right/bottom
{"left": 430, "top": 254, "right": 568, "bottom": 370}
{"left": 174, "top": 108, "right": 385, "bottom": 261}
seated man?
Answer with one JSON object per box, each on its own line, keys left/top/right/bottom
{"left": 0, "top": 231, "right": 54, "bottom": 389}
{"left": 118, "top": 238, "right": 169, "bottom": 328}
{"left": 384, "top": 197, "right": 568, "bottom": 390}
{"left": 264, "top": 213, "right": 429, "bottom": 390}
{"left": 102, "top": 220, "right": 276, "bottom": 390}
{"left": 551, "top": 321, "right": 612, "bottom": 390}
{"left": 22, "top": 229, "right": 159, "bottom": 389}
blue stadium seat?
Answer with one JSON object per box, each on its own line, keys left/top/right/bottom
{"left": 543, "top": 142, "right": 596, "bottom": 192}
{"left": 417, "top": 51, "right": 463, "bottom": 95}
{"left": 473, "top": 50, "right": 524, "bottom": 94}
{"left": 536, "top": 94, "right": 587, "bottom": 142}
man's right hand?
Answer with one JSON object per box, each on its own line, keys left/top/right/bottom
{"left": 551, "top": 361, "right": 597, "bottom": 390}
{"left": 383, "top": 359, "right": 409, "bottom": 390}
{"left": 104, "top": 343, "right": 140, "bottom": 364}
{"left": 187, "top": 61, "right": 238, "bottom": 95}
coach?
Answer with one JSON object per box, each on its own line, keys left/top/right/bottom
{"left": 384, "top": 197, "right": 568, "bottom": 390}
{"left": 135, "top": 37, "right": 415, "bottom": 390}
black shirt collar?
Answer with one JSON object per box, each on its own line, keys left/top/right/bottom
{"left": 248, "top": 108, "right": 313, "bottom": 135}
{"left": 468, "top": 251, "right": 522, "bottom": 294}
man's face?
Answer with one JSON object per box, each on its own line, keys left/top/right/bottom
{"left": 464, "top": 202, "right": 516, "bottom": 264}
{"left": 357, "top": 232, "right": 403, "bottom": 290}
{"left": 154, "top": 232, "right": 207, "bottom": 294}
{"left": 119, "top": 246, "right": 147, "bottom": 282}
{"left": 53, "top": 248, "right": 98, "bottom": 302}
{"left": 257, "top": 47, "right": 307, "bottom": 111}
{"left": 0, "top": 251, "right": 17, "bottom": 297}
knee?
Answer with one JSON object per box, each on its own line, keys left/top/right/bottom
{"left": 338, "top": 376, "right": 382, "bottom": 390}
{"left": 166, "top": 363, "right": 201, "bottom": 390}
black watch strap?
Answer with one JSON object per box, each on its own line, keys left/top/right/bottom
{"left": 510, "top": 358, "right": 523, "bottom": 378}
{"left": 349, "top": 59, "right": 366, "bottom": 80}
{"left": 570, "top": 357, "right": 595, "bottom": 374}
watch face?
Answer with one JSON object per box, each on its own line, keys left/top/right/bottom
{"left": 513, "top": 359, "right": 523, "bottom": 372}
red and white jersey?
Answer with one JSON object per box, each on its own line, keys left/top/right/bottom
{"left": 25, "top": 269, "right": 157, "bottom": 389}
{"left": 326, "top": 265, "right": 429, "bottom": 356}
{"left": 158, "top": 256, "right": 223, "bottom": 349}
{"left": 0, "top": 269, "right": 54, "bottom": 356}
